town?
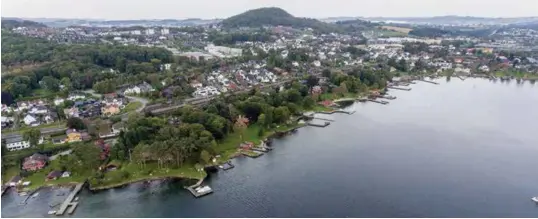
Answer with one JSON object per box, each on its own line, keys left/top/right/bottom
{"left": 2, "top": 6, "right": 538, "bottom": 216}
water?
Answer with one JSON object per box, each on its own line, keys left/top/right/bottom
{"left": 3, "top": 78, "right": 538, "bottom": 217}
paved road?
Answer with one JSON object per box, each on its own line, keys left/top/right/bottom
{"left": 49, "top": 149, "right": 73, "bottom": 161}
{"left": 124, "top": 95, "right": 149, "bottom": 113}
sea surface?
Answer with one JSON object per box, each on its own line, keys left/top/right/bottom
{"left": 2, "top": 78, "right": 538, "bottom": 217}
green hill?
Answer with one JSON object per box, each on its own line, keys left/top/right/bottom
{"left": 221, "top": 7, "right": 340, "bottom": 33}
{"left": 1, "top": 19, "right": 47, "bottom": 29}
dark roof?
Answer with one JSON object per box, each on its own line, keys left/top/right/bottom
{"left": 47, "top": 170, "right": 63, "bottom": 178}
{"left": 3, "top": 135, "right": 24, "bottom": 144}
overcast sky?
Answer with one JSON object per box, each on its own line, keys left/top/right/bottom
{"left": 2, "top": 0, "right": 537, "bottom": 20}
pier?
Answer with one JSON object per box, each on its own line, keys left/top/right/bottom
{"left": 307, "top": 121, "right": 331, "bottom": 127}
{"left": 388, "top": 86, "right": 412, "bottom": 91}
{"left": 185, "top": 178, "right": 213, "bottom": 198}
{"left": 379, "top": 95, "right": 396, "bottom": 100}
{"left": 56, "top": 183, "right": 84, "bottom": 216}
{"left": 311, "top": 117, "right": 335, "bottom": 122}
{"left": 218, "top": 162, "right": 235, "bottom": 170}
{"left": 418, "top": 79, "right": 439, "bottom": 85}
{"left": 367, "top": 99, "right": 389, "bottom": 105}
{"left": 241, "top": 150, "right": 264, "bottom": 158}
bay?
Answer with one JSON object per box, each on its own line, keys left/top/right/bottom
{"left": 3, "top": 78, "right": 538, "bottom": 217}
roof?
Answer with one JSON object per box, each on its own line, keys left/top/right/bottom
{"left": 47, "top": 170, "right": 63, "bottom": 178}
{"left": 3, "top": 135, "right": 24, "bottom": 144}
{"left": 25, "top": 153, "right": 48, "bottom": 162}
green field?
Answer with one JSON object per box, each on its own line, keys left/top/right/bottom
{"left": 123, "top": 101, "right": 143, "bottom": 112}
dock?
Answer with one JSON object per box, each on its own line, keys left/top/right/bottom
{"left": 56, "top": 183, "right": 84, "bottom": 216}
{"left": 240, "top": 150, "right": 264, "bottom": 158}
{"left": 418, "top": 79, "right": 439, "bottom": 85}
{"left": 307, "top": 121, "right": 331, "bottom": 127}
{"left": 388, "top": 86, "right": 412, "bottom": 91}
{"left": 185, "top": 178, "right": 213, "bottom": 198}
{"left": 367, "top": 99, "right": 389, "bottom": 105}
{"left": 311, "top": 117, "right": 335, "bottom": 122}
{"left": 218, "top": 162, "right": 235, "bottom": 170}
{"left": 379, "top": 95, "right": 396, "bottom": 100}
{"left": 251, "top": 147, "right": 270, "bottom": 152}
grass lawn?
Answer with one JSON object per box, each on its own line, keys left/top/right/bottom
{"left": 92, "top": 162, "right": 205, "bottom": 190}
{"left": 2, "top": 121, "right": 65, "bottom": 134}
{"left": 2, "top": 166, "right": 21, "bottom": 184}
{"left": 123, "top": 101, "right": 143, "bottom": 113}
{"left": 21, "top": 159, "right": 89, "bottom": 191}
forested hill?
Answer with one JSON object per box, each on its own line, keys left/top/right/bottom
{"left": 221, "top": 7, "right": 340, "bottom": 33}
{"left": 1, "top": 19, "right": 47, "bottom": 29}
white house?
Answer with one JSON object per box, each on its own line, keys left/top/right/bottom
{"left": 479, "top": 65, "right": 490, "bottom": 72}
{"left": 2, "top": 135, "right": 44, "bottom": 151}
{"left": 23, "top": 114, "right": 38, "bottom": 126}
{"left": 123, "top": 86, "right": 141, "bottom": 95}
{"left": 28, "top": 106, "right": 48, "bottom": 115}
{"left": 54, "top": 98, "right": 65, "bottom": 106}
{"left": 312, "top": 60, "right": 321, "bottom": 67}
{"left": 67, "top": 93, "right": 86, "bottom": 101}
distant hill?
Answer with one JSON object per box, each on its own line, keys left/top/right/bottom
{"left": 364, "top": 16, "right": 538, "bottom": 26}
{"left": 1, "top": 19, "right": 47, "bottom": 29}
{"left": 221, "top": 7, "right": 340, "bottom": 33}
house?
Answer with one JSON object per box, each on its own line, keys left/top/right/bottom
{"left": 1, "top": 116, "right": 14, "bottom": 128}
{"left": 52, "top": 135, "right": 67, "bottom": 144}
{"left": 64, "top": 107, "right": 80, "bottom": 118}
{"left": 239, "top": 142, "right": 255, "bottom": 150}
{"left": 101, "top": 104, "right": 121, "bottom": 116}
{"left": 54, "top": 98, "right": 65, "bottom": 106}
{"left": 123, "top": 82, "right": 154, "bottom": 95}
{"left": 23, "top": 114, "right": 38, "bottom": 126}
{"left": 43, "top": 112, "right": 58, "bottom": 124}
{"left": 67, "top": 93, "right": 86, "bottom": 101}
{"left": 46, "top": 170, "right": 63, "bottom": 180}
{"left": 311, "top": 86, "right": 322, "bottom": 95}
{"left": 61, "top": 171, "right": 71, "bottom": 178}
{"left": 22, "top": 153, "right": 48, "bottom": 171}
{"left": 479, "top": 65, "right": 490, "bottom": 72}
{"left": 66, "top": 129, "right": 82, "bottom": 142}
{"left": 2, "top": 134, "right": 43, "bottom": 151}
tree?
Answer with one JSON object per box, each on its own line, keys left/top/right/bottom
{"left": 60, "top": 77, "right": 72, "bottom": 91}
{"left": 233, "top": 115, "right": 249, "bottom": 141}
{"left": 200, "top": 150, "right": 211, "bottom": 164}
{"left": 273, "top": 106, "right": 290, "bottom": 123}
{"left": 23, "top": 128, "right": 41, "bottom": 150}
{"left": 67, "top": 117, "right": 86, "bottom": 130}
{"left": 306, "top": 75, "right": 319, "bottom": 88}
{"left": 258, "top": 114, "right": 266, "bottom": 127}
{"left": 41, "top": 76, "right": 60, "bottom": 92}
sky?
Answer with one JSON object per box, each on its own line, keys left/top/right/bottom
{"left": 1, "top": 0, "right": 537, "bottom": 20}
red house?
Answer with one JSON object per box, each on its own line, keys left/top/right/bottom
{"left": 22, "top": 153, "right": 48, "bottom": 171}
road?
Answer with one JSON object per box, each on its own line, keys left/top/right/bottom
{"left": 124, "top": 95, "right": 149, "bottom": 113}
{"left": 49, "top": 149, "right": 73, "bottom": 161}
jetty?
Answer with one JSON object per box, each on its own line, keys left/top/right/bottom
{"left": 218, "top": 162, "right": 235, "bottom": 171}
{"left": 311, "top": 117, "right": 335, "bottom": 122}
{"left": 388, "top": 86, "right": 412, "bottom": 91}
{"left": 316, "top": 110, "right": 354, "bottom": 115}
{"left": 241, "top": 150, "right": 264, "bottom": 158}
{"left": 307, "top": 121, "right": 330, "bottom": 127}
{"left": 368, "top": 99, "right": 389, "bottom": 105}
{"left": 19, "top": 188, "right": 40, "bottom": 205}
{"left": 379, "top": 95, "right": 396, "bottom": 100}
{"left": 185, "top": 178, "right": 213, "bottom": 198}
{"left": 56, "top": 183, "right": 84, "bottom": 216}
{"left": 418, "top": 79, "right": 439, "bottom": 85}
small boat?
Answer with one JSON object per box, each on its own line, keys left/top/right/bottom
{"left": 532, "top": 197, "right": 538, "bottom": 203}
{"left": 32, "top": 192, "right": 39, "bottom": 198}
{"left": 47, "top": 210, "right": 57, "bottom": 215}
{"left": 74, "top": 197, "right": 79, "bottom": 201}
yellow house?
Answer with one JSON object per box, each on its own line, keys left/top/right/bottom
{"left": 101, "top": 104, "right": 120, "bottom": 116}
{"left": 66, "top": 129, "right": 82, "bottom": 143}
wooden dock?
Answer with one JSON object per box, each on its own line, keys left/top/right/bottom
{"left": 388, "top": 86, "right": 412, "bottom": 91}
{"left": 56, "top": 183, "right": 84, "bottom": 216}
{"left": 418, "top": 79, "right": 439, "bottom": 85}
{"left": 241, "top": 150, "right": 264, "bottom": 158}
{"left": 185, "top": 178, "right": 213, "bottom": 198}
{"left": 307, "top": 121, "right": 331, "bottom": 127}
{"left": 379, "top": 95, "right": 396, "bottom": 100}
{"left": 218, "top": 162, "right": 235, "bottom": 170}
{"left": 368, "top": 99, "right": 389, "bottom": 105}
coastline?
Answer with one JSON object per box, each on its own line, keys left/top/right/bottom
{"left": 88, "top": 174, "right": 203, "bottom": 191}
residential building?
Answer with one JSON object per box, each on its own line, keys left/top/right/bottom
{"left": 101, "top": 104, "right": 121, "bottom": 116}
{"left": 22, "top": 153, "right": 48, "bottom": 171}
